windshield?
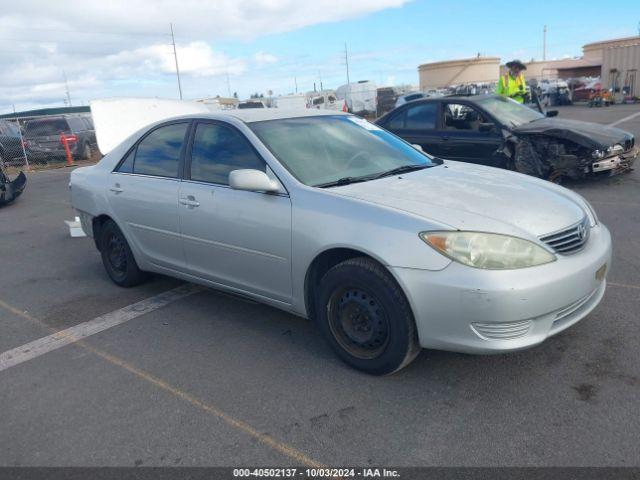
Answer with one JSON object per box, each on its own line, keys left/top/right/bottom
{"left": 475, "top": 96, "right": 544, "bottom": 127}
{"left": 250, "top": 115, "right": 436, "bottom": 187}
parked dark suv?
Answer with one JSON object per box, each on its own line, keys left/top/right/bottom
{"left": 0, "top": 119, "right": 27, "bottom": 165}
{"left": 23, "top": 115, "right": 97, "bottom": 161}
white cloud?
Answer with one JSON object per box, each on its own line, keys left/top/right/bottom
{"left": 254, "top": 51, "right": 278, "bottom": 65}
{"left": 0, "top": 0, "right": 410, "bottom": 111}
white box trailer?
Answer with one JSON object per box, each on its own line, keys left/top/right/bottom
{"left": 336, "top": 81, "right": 377, "bottom": 115}
{"left": 274, "top": 94, "right": 307, "bottom": 109}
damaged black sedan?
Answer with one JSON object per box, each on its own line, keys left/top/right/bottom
{"left": 376, "top": 94, "right": 637, "bottom": 182}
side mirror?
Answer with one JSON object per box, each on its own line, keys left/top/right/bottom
{"left": 411, "top": 144, "right": 424, "bottom": 152}
{"left": 229, "top": 169, "right": 280, "bottom": 193}
{"left": 478, "top": 122, "right": 495, "bottom": 133}
{"left": 546, "top": 110, "right": 559, "bottom": 117}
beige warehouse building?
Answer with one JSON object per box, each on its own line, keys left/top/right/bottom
{"left": 591, "top": 36, "right": 640, "bottom": 97}
{"left": 418, "top": 56, "right": 500, "bottom": 90}
{"left": 418, "top": 35, "right": 639, "bottom": 97}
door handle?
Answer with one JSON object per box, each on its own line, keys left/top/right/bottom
{"left": 109, "top": 184, "right": 123, "bottom": 193}
{"left": 179, "top": 195, "right": 200, "bottom": 208}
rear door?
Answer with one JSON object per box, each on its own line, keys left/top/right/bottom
{"left": 437, "top": 102, "right": 504, "bottom": 167}
{"left": 178, "top": 120, "right": 292, "bottom": 303}
{"left": 108, "top": 121, "right": 189, "bottom": 270}
{"left": 381, "top": 102, "right": 444, "bottom": 157}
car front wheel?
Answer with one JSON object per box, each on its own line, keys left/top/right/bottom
{"left": 99, "top": 220, "right": 148, "bottom": 287}
{"left": 315, "top": 257, "right": 420, "bottom": 375}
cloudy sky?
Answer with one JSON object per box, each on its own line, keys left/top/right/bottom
{"left": 0, "top": 0, "right": 637, "bottom": 114}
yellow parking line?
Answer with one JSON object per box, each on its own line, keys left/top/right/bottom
{"left": 609, "top": 282, "right": 640, "bottom": 291}
{"left": 0, "top": 296, "right": 324, "bottom": 468}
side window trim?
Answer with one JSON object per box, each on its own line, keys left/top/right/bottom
{"left": 112, "top": 119, "right": 192, "bottom": 178}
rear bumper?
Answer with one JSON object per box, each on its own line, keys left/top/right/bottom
{"left": 392, "top": 223, "right": 612, "bottom": 354}
{"left": 27, "top": 143, "right": 80, "bottom": 157}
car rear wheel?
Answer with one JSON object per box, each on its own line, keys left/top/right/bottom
{"left": 315, "top": 257, "right": 420, "bottom": 375}
{"left": 81, "top": 143, "right": 92, "bottom": 160}
{"left": 99, "top": 220, "right": 148, "bottom": 287}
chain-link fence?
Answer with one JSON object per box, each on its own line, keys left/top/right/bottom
{"left": 0, "top": 113, "right": 101, "bottom": 173}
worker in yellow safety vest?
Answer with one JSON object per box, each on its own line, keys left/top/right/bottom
{"left": 496, "top": 60, "right": 527, "bottom": 103}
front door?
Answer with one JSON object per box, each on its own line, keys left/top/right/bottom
{"left": 178, "top": 121, "right": 292, "bottom": 303}
{"left": 438, "top": 102, "right": 505, "bottom": 167}
{"left": 107, "top": 121, "right": 189, "bottom": 270}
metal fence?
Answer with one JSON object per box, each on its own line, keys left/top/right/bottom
{"left": 0, "top": 113, "right": 101, "bottom": 172}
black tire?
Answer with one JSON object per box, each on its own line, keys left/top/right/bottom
{"left": 81, "top": 143, "right": 92, "bottom": 160}
{"left": 314, "top": 257, "right": 420, "bottom": 375}
{"left": 99, "top": 220, "right": 148, "bottom": 287}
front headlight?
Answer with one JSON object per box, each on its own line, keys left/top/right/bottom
{"left": 420, "top": 231, "right": 556, "bottom": 270}
{"left": 592, "top": 149, "right": 605, "bottom": 159}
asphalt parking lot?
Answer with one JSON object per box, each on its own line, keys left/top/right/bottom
{"left": 1, "top": 104, "right": 639, "bottom": 468}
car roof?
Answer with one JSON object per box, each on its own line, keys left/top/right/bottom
{"left": 214, "top": 108, "right": 349, "bottom": 123}
{"left": 411, "top": 94, "right": 499, "bottom": 104}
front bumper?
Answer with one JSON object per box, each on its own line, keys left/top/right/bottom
{"left": 591, "top": 147, "right": 637, "bottom": 174}
{"left": 392, "top": 223, "right": 612, "bottom": 354}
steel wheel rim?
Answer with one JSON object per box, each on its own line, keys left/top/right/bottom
{"left": 106, "top": 233, "right": 127, "bottom": 275}
{"left": 327, "top": 286, "right": 390, "bottom": 360}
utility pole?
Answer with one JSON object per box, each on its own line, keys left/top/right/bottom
{"left": 63, "top": 70, "right": 72, "bottom": 107}
{"left": 294, "top": 76, "right": 298, "bottom": 93}
{"left": 543, "top": 25, "right": 547, "bottom": 61}
{"left": 318, "top": 70, "right": 323, "bottom": 91}
{"left": 226, "top": 72, "right": 231, "bottom": 97}
{"left": 170, "top": 23, "right": 183, "bottom": 100}
{"left": 344, "top": 42, "right": 351, "bottom": 85}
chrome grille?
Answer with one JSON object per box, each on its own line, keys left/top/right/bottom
{"left": 539, "top": 217, "right": 590, "bottom": 255}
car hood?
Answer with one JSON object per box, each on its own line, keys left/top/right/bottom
{"left": 513, "top": 117, "right": 633, "bottom": 149}
{"left": 329, "top": 162, "right": 586, "bottom": 238}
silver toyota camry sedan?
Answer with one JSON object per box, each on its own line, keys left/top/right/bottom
{"left": 70, "top": 108, "right": 611, "bottom": 375}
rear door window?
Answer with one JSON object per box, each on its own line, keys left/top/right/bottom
{"left": 133, "top": 123, "right": 188, "bottom": 178}
{"left": 386, "top": 110, "right": 406, "bottom": 130}
{"left": 405, "top": 103, "right": 438, "bottom": 130}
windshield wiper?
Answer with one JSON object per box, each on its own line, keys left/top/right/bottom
{"left": 315, "top": 176, "right": 372, "bottom": 188}
{"left": 315, "top": 164, "right": 431, "bottom": 188}
{"left": 371, "top": 163, "right": 430, "bottom": 179}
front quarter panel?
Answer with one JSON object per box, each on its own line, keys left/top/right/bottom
{"left": 289, "top": 186, "right": 453, "bottom": 315}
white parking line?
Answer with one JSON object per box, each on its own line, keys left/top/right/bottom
{"left": 0, "top": 284, "right": 202, "bottom": 373}
{"left": 608, "top": 111, "right": 640, "bottom": 127}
